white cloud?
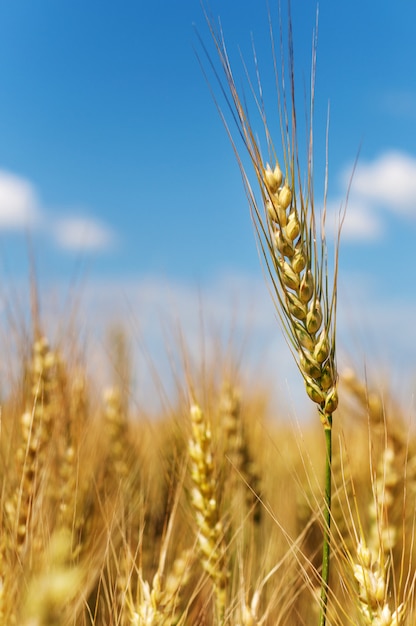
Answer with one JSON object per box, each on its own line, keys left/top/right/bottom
{"left": 0, "top": 170, "right": 40, "bottom": 229}
{"left": 328, "top": 150, "right": 416, "bottom": 243}
{"left": 348, "top": 151, "right": 416, "bottom": 214}
{"left": 0, "top": 167, "right": 116, "bottom": 252}
{"left": 52, "top": 215, "right": 116, "bottom": 252}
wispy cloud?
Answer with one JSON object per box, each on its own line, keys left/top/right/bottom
{"left": 37, "top": 271, "right": 303, "bottom": 415}
{"left": 0, "top": 168, "right": 117, "bottom": 252}
{"left": 326, "top": 199, "right": 384, "bottom": 242}
{"left": 0, "top": 170, "right": 40, "bottom": 229}
{"left": 52, "top": 215, "right": 117, "bottom": 252}
{"left": 349, "top": 151, "right": 416, "bottom": 214}
{"left": 29, "top": 270, "right": 416, "bottom": 415}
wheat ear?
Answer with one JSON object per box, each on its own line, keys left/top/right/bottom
{"left": 5, "top": 337, "right": 57, "bottom": 553}
{"left": 188, "top": 402, "right": 228, "bottom": 624}
{"left": 352, "top": 443, "right": 405, "bottom": 625}
{"left": 353, "top": 540, "right": 405, "bottom": 626}
{"left": 21, "top": 527, "right": 83, "bottom": 626}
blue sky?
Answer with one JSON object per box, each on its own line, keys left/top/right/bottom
{"left": 0, "top": 0, "right": 415, "bottom": 413}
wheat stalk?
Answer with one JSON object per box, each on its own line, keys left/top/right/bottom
{"left": 199, "top": 6, "right": 343, "bottom": 623}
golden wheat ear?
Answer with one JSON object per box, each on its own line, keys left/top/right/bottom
{"left": 20, "top": 527, "right": 84, "bottom": 626}
{"left": 199, "top": 5, "right": 343, "bottom": 624}
{"left": 188, "top": 401, "right": 229, "bottom": 624}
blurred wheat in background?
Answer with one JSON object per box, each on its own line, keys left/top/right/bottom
{"left": 1, "top": 327, "right": 415, "bottom": 625}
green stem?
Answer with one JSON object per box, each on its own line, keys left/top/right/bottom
{"left": 319, "top": 415, "right": 332, "bottom": 626}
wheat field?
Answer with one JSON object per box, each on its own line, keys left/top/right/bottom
{"left": 1, "top": 5, "right": 415, "bottom": 626}
{"left": 0, "top": 328, "right": 415, "bottom": 625}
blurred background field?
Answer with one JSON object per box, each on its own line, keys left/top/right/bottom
{"left": 0, "top": 322, "right": 415, "bottom": 624}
